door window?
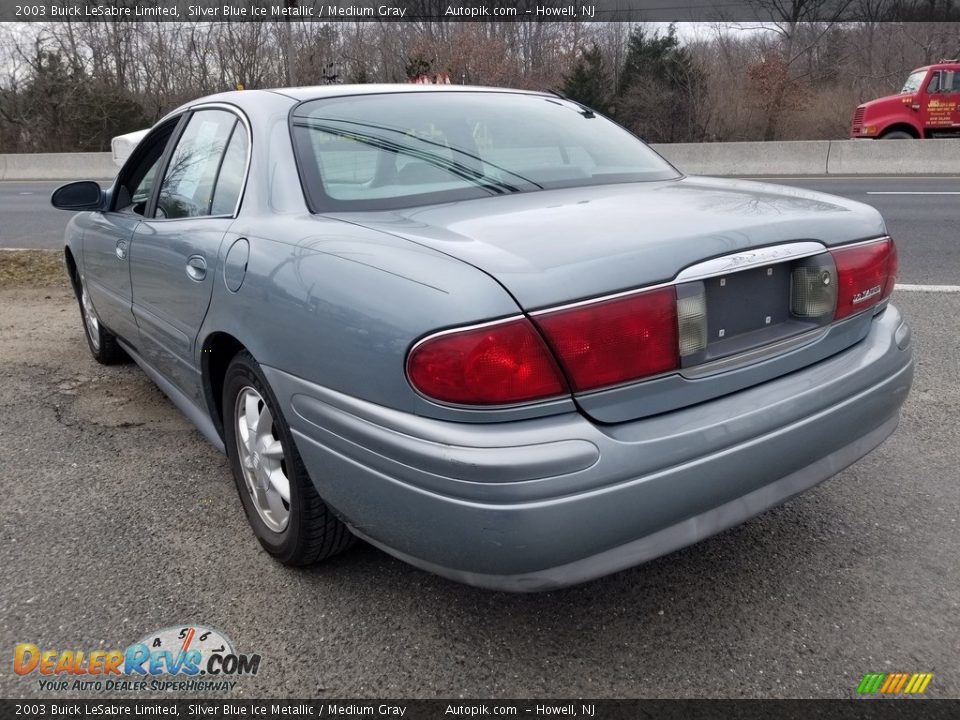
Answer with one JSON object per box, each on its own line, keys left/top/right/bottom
{"left": 155, "top": 110, "right": 237, "bottom": 219}
{"left": 113, "top": 120, "right": 178, "bottom": 215}
{"left": 210, "top": 124, "right": 249, "bottom": 216}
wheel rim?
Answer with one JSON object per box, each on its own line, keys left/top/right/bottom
{"left": 234, "top": 386, "right": 291, "bottom": 533}
{"left": 80, "top": 281, "right": 100, "bottom": 351}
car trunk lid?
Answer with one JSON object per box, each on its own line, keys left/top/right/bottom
{"left": 328, "top": 177, "right": 886, "bottom": 310}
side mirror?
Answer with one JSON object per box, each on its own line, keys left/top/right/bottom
{"left": 51, "top": 181, "right": 103, "bottom": 211}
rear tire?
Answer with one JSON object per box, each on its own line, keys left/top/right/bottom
{"left": 76, "top": 274, "right": 129, "bottom": 365}
{"left": 222, "top": 350, "right": 355, "bottom": 565}
{"left": 879, "top": 130, "right": 914, "bottom": 139}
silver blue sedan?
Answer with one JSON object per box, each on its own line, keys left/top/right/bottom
{"left": 52, "top": 85, "right": 913, "bottom": 591}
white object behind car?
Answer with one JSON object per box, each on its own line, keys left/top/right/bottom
{"left": 111, "top": 129, "right": 150, "bottom": 168}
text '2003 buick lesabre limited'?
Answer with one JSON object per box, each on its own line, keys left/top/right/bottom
{"left": 52, "top": 85, "right": 913, "bottom": 591}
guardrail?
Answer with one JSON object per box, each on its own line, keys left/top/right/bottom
{"left": 2, "top": 140, "right": 960, "bottom": 181}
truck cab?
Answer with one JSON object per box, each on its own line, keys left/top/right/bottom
{"left": 850, "top": 61, "right": 960, "bottom": 139}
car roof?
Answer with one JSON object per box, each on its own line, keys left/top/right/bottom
{"left": 162, "top": 84, "right": 553, "bottom": 127}
{"left": 267, "top": 83, "right": 549, "bottom": 101}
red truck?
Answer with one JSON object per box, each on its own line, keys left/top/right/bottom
{"left": 850, "top": 60, "right": 960, "bottom": 139}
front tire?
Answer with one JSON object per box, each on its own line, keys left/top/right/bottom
{"left": 879, "top": 130, "right": 914, "bottom": 139}
{"left": 76, "top": 274, "right": 129, "bottom": 365}
{"left": 222, "top": 351, "right": 354, "bottom": 565}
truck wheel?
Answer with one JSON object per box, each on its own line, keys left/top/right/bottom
{"left": 879, "top": 130, "right": 914, "bottom": 139}
{"left": 223, "top": 350, "right": 355, "bottom": 566}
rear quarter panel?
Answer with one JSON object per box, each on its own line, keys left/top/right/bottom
{"left": 198, "top": 215, "right": 542, "bottom": 418}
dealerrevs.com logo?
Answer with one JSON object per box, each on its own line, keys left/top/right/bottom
{"left": 14, "top": 625, "right": 261, "bottom": 693}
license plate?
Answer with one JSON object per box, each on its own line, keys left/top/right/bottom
{"left": 704, "top": 264, "right": 791, "bottom": 345}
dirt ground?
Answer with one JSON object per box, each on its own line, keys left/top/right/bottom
{"left": 0, "top": 251, "right": 187, "bottom": 431}
{"left": 0, "top": 249, "right": 70, "bottom": 289}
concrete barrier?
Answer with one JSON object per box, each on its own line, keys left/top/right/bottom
{"left": 3, "top": 139, "right": 960, "bottom": 181}
{"left": 651, "top": 140, "right": 833, "bottom": 176}
{"left": 0, "top": 152, "right": 116, "bottom": 181}
{"left": 652, "top": 139, "right": 960, "bottom": 176}
{"left": 825, "top": 138, "right": 960, "bottom": 176}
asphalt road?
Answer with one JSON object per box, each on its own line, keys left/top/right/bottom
{"left": 3, "top": 177, "right": 959, "bottom": 288}
{"left": 0, "top": 178, "right": 958, "bottom": 701}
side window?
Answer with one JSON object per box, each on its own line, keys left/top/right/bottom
{"left": 210, "top": 123, "right": 248, "bottom": 216}
{"left": 946, "top": 71, "right": 959, "bottom": 93}
{"left": 155, "top": 110, "right": 236, "bottom": 220}
{"left": 113, "top": 123, "right": 177, "bottom": 215}
{"left": 927, "top": 73, "right": 941, "bottom": 93}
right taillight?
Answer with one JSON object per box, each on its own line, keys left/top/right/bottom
{"left": 830, "top": 237, "right": 898, "bottom": 320}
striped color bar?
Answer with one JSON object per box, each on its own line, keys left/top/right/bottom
{"left": 857, "top": 673, "right": 933, "bottom": 695}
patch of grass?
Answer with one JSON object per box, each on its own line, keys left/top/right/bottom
{"left": 0, "top": 249, "right": 70, "bottom": 289}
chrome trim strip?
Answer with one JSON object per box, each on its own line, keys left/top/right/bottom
{"left": 674, "top": 241, "right": 827, "bottom": 283}
{"left": 530, "top": 238, "right": 891, "bottom": 318}
{"left": 679, "top": 327, "right": 829, "bottom": 379}
{"left": 530, "top": 281, "right": 675, "bottom": 316}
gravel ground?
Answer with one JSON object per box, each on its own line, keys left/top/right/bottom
{"left": 0, "top": 255, "right": 956, "bottom": 699}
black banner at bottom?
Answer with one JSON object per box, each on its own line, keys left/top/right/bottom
{"left": 3, "top": 699, "right": 959, "bottom": 720}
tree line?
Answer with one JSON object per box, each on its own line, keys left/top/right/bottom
{"left": 1, "top": 18, "right": 959, "bottom": 153}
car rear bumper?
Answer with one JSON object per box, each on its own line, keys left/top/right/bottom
{"left": 264, "top": 305, "right": 913, "bottom": 592}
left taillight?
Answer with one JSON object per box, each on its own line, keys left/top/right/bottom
{"left": 830, "top": 237, "right": 898, "bottom": 320}
{"left": 406, "top": 318, "right": 569, "bottom": 405}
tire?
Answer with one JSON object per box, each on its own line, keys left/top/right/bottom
{"left": 76, "top": 274, "right": 129, "bottom": 365}
{"left": 879, "top": 130, "right": 914, "bottom": 139}
{"left": 222, "top": 350, "right": 354, "bottom": 565}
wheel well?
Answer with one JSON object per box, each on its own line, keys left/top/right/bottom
{"left": 880, "top": 123, "right": 920, "bottom": 138}
{"left": 202, "top": 332, "right": 246, "bottom": 439}
{"left": 64, "top": 247, "right": 80, "bottom": 298}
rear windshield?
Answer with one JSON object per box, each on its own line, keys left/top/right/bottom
{"left": 290, "top": 91, "right": 680, "bottom": 212}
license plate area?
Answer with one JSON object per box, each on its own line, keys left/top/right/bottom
{"left": 707, "top": 263, "right": 790, "bottom": 338}
{"left": 679, "top": 262, "right": 826, "bottom": 368}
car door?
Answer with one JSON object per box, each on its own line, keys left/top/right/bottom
{"left": 129, "top": 106, "right": 250, "bottom": 403}
{"left": 945, "top": 70, "right": 960, "bottom": 129}
{"left": 922, "top": 69, "right": 960, "bottom": 131}
{"left": 80, "top": 120, "right": 180, "bottom": 344}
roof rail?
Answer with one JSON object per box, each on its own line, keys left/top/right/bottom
{"left": 936, "top": 58, "right": 959, "bottom": 63}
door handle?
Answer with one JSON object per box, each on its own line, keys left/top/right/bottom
{"left": 186, "top": 255, "right": 207, "bottom": 281}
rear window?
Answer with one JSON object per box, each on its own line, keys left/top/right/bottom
{"left": 291, "top": 91, "right": 680, "bottom": 212}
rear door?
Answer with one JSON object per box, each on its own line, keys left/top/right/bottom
{"left": 129, "top": 106, "right": 249, "bottom": 403}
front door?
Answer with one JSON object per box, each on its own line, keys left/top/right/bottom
{"left": 129, "top": 107, "right": 249, "bottom": 403}
{"left": 922, "top": 69, "right": 960, "bottom": 133}
{"left": 81, "top": 127, "right": 177, "bottom": 343}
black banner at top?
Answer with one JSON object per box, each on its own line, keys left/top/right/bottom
{"left": 2, "top": 0, "right": 959, "bottom": 22}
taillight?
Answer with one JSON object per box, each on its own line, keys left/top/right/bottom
{"left": 532, "top": 287, "right": 678, "bottom": 392}
{"left": 830, "top": 237, "right": 897, "bottom": 320}
{"left": 407, "top": 318, "right": 568, "bottom": 405}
